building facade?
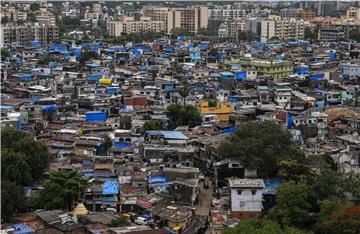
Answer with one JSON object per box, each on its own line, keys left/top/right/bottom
{"left": 209, "top": 6, "right": 246, "bottom": 20}
{"left": 1, "top": 23, "right": 59, "bottom": 46}
{"left": 261, "top": 17, "right": 305, "bottom": 40}
{"left": 142, "top": 6, "right": 208, "bottom": 34}
{"left": 107, "top": 17, "right": 165, "bottom": 36}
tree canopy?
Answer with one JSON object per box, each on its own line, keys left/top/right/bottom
{"left": 218, "top": 121, "right": 306, "bottom": 177}
{"left": 238, "top": 30, "right": 257, "bottom": 42}
{"left": 166, "top": 103, "right": 202, "bottom": 128}
{"left": 268, "top": 179, "right": 314, "bottom": 228}
{"left": 1, "top": 127, "right": 51, "bottom": 182}
{"left": 105, "top": 31, "right": 164, "bottom": 44}
{"left": 38, "top": 170, "right": 88, "bottom": 211}
{"left": 108, "top": 215, "right": 131, "bottom": 227}
{"left": 1, "top": 181, "right": 24, "bottom": 222}
{"left": 144, "top": 119, "right": 166, "bottom": 131}
{"left": 223, "top": 218, "right": 310, "bottom": 234}
{"left": 78, "top": 51, "right": 100, "bottom": 65}
{"left": 1, "top": 127, "right": 51, "bottom": 221}
{"left": 304, "top": 27, "right": 318, "bottom": 40}
{"left": 178, "top": 86, "right": 190, "bottom": 105}
{"left": 349, "top": 29, "right": 360, "bottom": 42}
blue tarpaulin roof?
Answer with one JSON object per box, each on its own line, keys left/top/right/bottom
{"left": 236, "top": 71, "right": 247, "bottom": 80}
{"left": 11, "top": 223, "right": 34, "bottom": 234}
{"left": 89, "top": 74, "right": 102, "bottom": 79}
{"left": 86, "top": 63, "right": 100, "bottom": 67}
{"left": 106, "top": 87, "right": 119, "bottom": 94}
{"left": 41, "top": 104, "right": 58, "bottom": 111}
{"left": 222, "top": 127, "right": 237, "bottom": 134}
{"left": 31, "top": 41, "right": 41, "bottom": 47}
{"left": 148, "top": 181, "right": 173, "bottom": 188}
{"left": 0, "top": 105, "right": 13, "bottom": 109}
{"left": 148, "top": 176, "right": 167, "bottom": 184}
{"left": 146, "top": 131, "right": 189, "bottom": 140}
{"left": 177, "top": 36, "right": 186, "bottom": 41}
{"left": 85, "top": 111, "right": 107, "bottom": 122}
{"left": 264, "top": 178, "right": 284, "bottom": 195}
{"left": 114, "top": 141, "right": 132, "bottom": 149}
{"left": 102, "top": 180, "right": 120, "bottom": 195}
{"left": 309, "top": 73, "right": 325, "bottom": 80}
{"left": 18, "top": 74, "right": 32, "bottom": 81}
{"left": 220, "top": 72, "right": 235, "bottom": 79}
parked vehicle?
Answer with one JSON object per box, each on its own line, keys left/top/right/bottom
{"left": 135, "top": 215, "right": 153, "bottom": 225}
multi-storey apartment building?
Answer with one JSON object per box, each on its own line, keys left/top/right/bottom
{"left": 218, "top": 20, "right": 246, "bottom": 37}
{"left": 142, "top": 6, "right": 208, "bottom": 34}
{"left": 142, "top": 6, "right": 176, "bottom": 33}
{"left": 280, "top": 8, "right": 301, "bottom": 18}
{"left": 347, "top": 7, "right": 360, "bottom": 19}
{"left": 208, "top": 5, "right": 246, "bottom": 20}
{"left": 176, "top": 6, "right": 208, "bottom": 34}
{"left": 107, "top": 17, "right": 165, "bottom": 36}
{"left": 261, "top": 16, "right": 305, "bottom": 40}
{"left": 299, "top": 9, "right": 316, "bottom": 20}
{"left": 0, "top": 23, "right": 59, "bottom": 46}
{"left": 36, "top": 8, "right": 56, "bottom": 26}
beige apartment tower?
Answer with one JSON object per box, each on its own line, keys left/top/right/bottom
{"left": 143, "top": 6, "right": 208, "bottom": 34}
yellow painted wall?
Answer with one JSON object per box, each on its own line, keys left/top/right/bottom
{"left": 198, "top": 101, "right": 234, "bottom": 121}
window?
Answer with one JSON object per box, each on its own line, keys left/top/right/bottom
{"left": 251, "top": 190, "right": 256, "bottom": 195}
{"left": 237, "top": 189, "right": 242, "bottom": 195}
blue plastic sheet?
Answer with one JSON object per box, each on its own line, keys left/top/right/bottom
{"left": 309, "top": 73, "right": 325, "bottom": 80}
{"left": 148, "top": 176, "right": 167, "bottom": 184}
{"left": 41, "top": 104, "right": 58, "bottom": 111}
{"left": 114, "top": 141, "right": 131, "bottom": 149}
{"left": 85, "top": 111, "right": 107, "bottom": 122}
{"left": 31, "top": 41, "right": 41, "bottom": 47}
{"left": 236, "top": 71, "right": 247, "bottom": 81}
{"left": 102, "top": 180, "right": 120, "bottom": 195}
{"left": 11, "top": 223, "right": 34, "bottom": 234}
{"left": 287, "top": 113, "right": 293, "bottom": 129}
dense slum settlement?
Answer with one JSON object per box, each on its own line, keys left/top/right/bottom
{"left": 1, "top": 1, "right": 360, "bottom": 234}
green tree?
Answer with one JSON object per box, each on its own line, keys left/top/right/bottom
{"left": 144, "top": 119, "right": 166, "bottom": 131}
{"left": 28, "top": 14, "right": 37, "bottom": 22}
{"left": 1, "top": 127, "right": 51, "bottom": 180}
{"left": 103, "top": 134, "right": 113, "bottom": 155}
{"left": 38, "top": 56, "right": 60, "bottom": 65}
{"left": 39, "top": 171, "right": 88, "bottom": 211}
{"left": 208, "top": 99, "right": 217, "bottom": 108}
{"left": 238, "top": 30, "right": 257, "bottom": 42}
{"left": 268, "top": 179, "right": 313, "bottom": 228}
{"left": 166, "top": 103, "right": 202, "bottom": 128}
{"left": 208, "top": 48, "right": 218, "bottom": 57}
{"left": 108, "top": 215, "right": 131, "bottom": 227}
{"left": 198, "top": 27, "right": 217, "bottom": 36}
{"left": 315, "top": 199, "right": 353, "bottom": 234}
{"left": 30, "top": 3, "right": 40, "bottom": 11}
{"left": 1, "top": 181, "right": 24, "bottom": 222}
{"left": 223, "top": 218, "right": 310, "bottom": 234}
{"left": 1, "top": 16, "right": 9, "bottom": 24}
{"left": 277, "top": 159, "right": 314, "bottom": 182}
{"left": 179, "top": 86, "right": 190, "bottom": 106}
{"left": 311, "top": 163, "right": 345, "bottom": 201}
{"left": 304, "top": 27, "right": 318, "bottom": 40}
{"left": 1, "top": 149, "right": 33, "bottom": 186}
{"left": 218, "top": 121, "right": 306, "bottom": 178}
{"left": 1, "top": 49, "right": 10, "bottom": 57}
{"left": 78, "top": 51, "right": 100, "bottom": 65}
{"left": 59, "top": 17, "right": 81, "bottom": 34}
{"left": 171, "top": 27, "right": 191, "bottom": 36}
{"left": 349, "top": 29, "right": 360, "bottom": 42}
